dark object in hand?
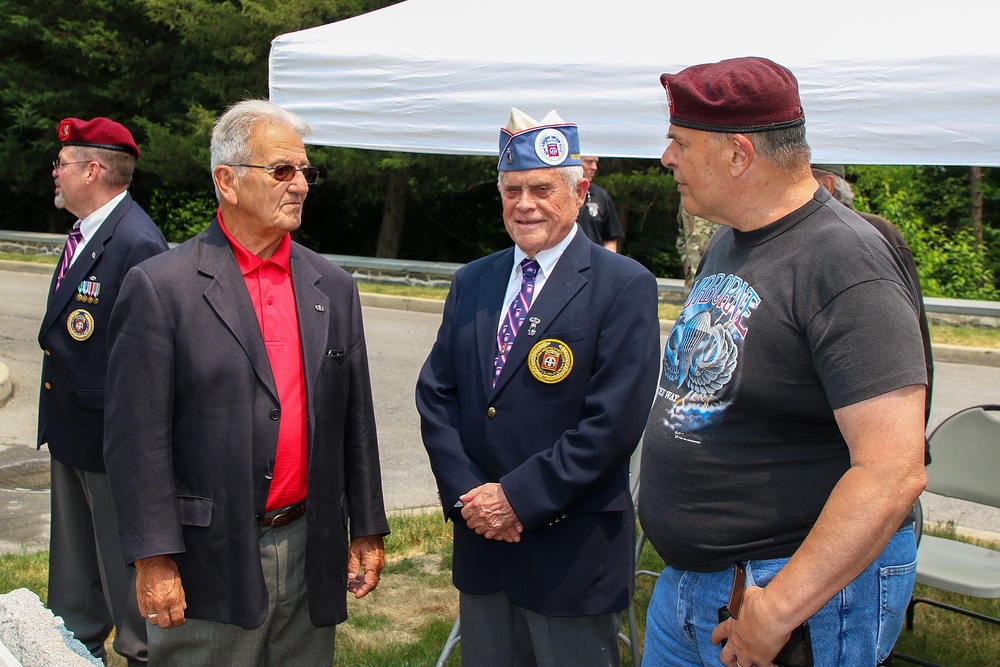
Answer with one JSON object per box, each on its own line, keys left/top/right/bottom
{"left": 717, "top": 563, "right": 814, "bottom": 667}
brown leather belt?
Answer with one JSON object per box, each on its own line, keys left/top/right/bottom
{"left": 263, "top": 501, "right": 306, "bottom": 528}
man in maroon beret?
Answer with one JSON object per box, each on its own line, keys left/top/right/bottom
{"left": 637, "top": 57, "right": 928, "bottom": 667}
{"left": 38, "top": 116, "right": 168, "bottom": 665}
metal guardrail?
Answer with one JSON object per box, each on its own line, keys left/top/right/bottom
{"left": 3, "top": 229, "right": 998, "bottom": 320}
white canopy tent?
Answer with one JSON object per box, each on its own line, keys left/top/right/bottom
{"left": 269, "top": 0, "right": 1000, "bottom": 166}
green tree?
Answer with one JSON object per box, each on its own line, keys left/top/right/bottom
{"left": 1, "top": 0, "right": 400, "bottom": 233}
{"left": 600, "top": 162, "right": 682, "bottom": 278}
{"left": 851, "top": 165, "right": 999, "bottom": 300}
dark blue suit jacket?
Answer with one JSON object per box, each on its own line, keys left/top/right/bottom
{"left": 37, "top": 193, "right": 168, "bottom": 471}
{"left": 416, "top": 230, "right": 660, "bottom": 616}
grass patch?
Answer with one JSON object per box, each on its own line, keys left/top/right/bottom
{"left": 929, "top": 323, "right": 1000, "bottom": 348}
{"left": 4, "top": 516, "right": 996, "bottom": 666}
{"left": 0, "top": 252, "right": 57, "bottom": 264}
{"left": 337, "top": 510, "right": 459, "bottom": 664}
{"left": 0, "top": 551, "right": 47, "bottom": 604}
{"left": 358, "top": 282, "right": 450, "bottom": 300}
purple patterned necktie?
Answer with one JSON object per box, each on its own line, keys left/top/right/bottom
{"left": 493, "top": 258, "right": 539, "bottom": 387}
{"left": 55, "top": 221, "right": 84, "bottom": 291}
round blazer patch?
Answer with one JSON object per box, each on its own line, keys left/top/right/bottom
{"left": 528, "top": 339, "right": 573, "bottom": 384}
{"left": 67, "top": 309, "right": 95, "bottom": 341}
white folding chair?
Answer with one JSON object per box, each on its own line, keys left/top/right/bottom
{"left": 891, "top": 405, "right": 1000, "bottom": 667}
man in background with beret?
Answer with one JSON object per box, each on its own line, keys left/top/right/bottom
{"left": 417, "top": 108, "right": 660, "bottom": 666}
{"left": 638, "top": 58, "right": 928, "bottom": 667}
{"left": 38, "top": 117, "right": 169, "bottom": 665}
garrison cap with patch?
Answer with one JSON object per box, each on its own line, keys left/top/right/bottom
{"left": 660, "top": 57, "right": 805, "bottom": 134}
{"left": 57, "top": 117, "right": 140, "bottom": 159}
{"left": 498, "top": 108, "right": 581, "bottom": 172}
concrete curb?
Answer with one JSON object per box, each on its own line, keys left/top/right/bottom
{"left": 933, "top": 343, "right": 1000, "bottom": 368}
{"left": 359, "top": 292, "right": 445, "bottom": 314}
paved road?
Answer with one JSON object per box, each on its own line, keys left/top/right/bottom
{"left": 2, "top": 265, "right": 999, "bottom": 555}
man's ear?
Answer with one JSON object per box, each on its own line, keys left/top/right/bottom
{"left": 575, "top": 177, "right": 590, "bottom": 208}
{"left": 214, "top": 166, "right": 239, "bottom": 206}
{"left": 84, "top": 161, "right": 102, "bottom": 184}
{"left": 816, "top": 171, "right": 837, "bottom": 195}
{"left": 729, "top": 134, "right": 755, "bottom": 178}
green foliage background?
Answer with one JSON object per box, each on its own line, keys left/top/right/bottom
{"left": 851, "top": 166, "right": 999, "bottom": 299}
{"left": 1, "top": 0, "right": 997, "bottom": 296}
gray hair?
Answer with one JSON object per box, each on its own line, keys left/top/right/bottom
{"left": 74, "top": 147, "right": 135, "bottom": 188}
{"left": 210, "top": 100, "right": 311, "bottom": 201}
{"left": 497, "top": 165, "right": 585, "bottom": 191}
{"left": 714, "top": 125, "right": 811, "bottom": 171}
{"left": 812, "top": 168, "right": 856, "bottom": 208}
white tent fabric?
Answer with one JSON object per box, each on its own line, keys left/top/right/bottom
{"left": 269, "top": 0, "right": 1000, "bottom": 166}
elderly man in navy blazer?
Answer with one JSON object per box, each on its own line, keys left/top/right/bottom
{"left": 416, "top": 108, "right": 661, "bottom": 666}
{"left": 39, "top": 116, "right": 168, "bottom": 666}
{"left": 104, "top": 100, "right": 388, "bottom": 665}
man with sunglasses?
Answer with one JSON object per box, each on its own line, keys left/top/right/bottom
{"left": 638, "top": 58, "right": 928, "bottom": 667}
{"left": 104, "top": 100, "right": 388, "bottom": 665}
{"left": 38, "top": 116, "right": 168, "bottom": 666}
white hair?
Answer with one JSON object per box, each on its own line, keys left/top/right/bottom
{"left": 210, "top": 100, "right": 311, "bottom": 201}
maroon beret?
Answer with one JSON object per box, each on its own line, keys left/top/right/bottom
{"left": 660, "top": 57, "right": 805, "bottom": 133}
{"left": 57, "top": 117, "right": 140, "bottom": 159}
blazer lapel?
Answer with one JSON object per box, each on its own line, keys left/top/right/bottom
{"left": 40, "top": 195, "right": 130, "bottom": 337}
{"left": 198, "top": 220, "right": 279, "bottom": 403}
{"left": 289, "top": 247, "right": 328, "bottom": 444}
{"left": 492, "top": 233, "right": 591, "bottom": 395}
{"left": 477, "top": 249, "right": 515, "bottom": 396}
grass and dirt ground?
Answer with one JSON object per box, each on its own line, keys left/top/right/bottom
{"left": 2, "top": 514, "right": 998, "bottom": 666}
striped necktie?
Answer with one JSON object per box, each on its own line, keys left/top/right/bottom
{"left": 493, "top": 258, "right": 539, "bottom": 387}
{"left": 55, "top": 221, "right": 84, "bottom": 291}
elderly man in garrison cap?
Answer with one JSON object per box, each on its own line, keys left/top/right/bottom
{"left": 416, "top": 108, "right": 660, "bottom": 666}
{"left": 39, "top": 117, "right": 168, "bottom": 665}
{"left": 637, "top": 58, "right": 928, "bottom": 667}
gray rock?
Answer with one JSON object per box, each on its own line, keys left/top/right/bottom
{"left": 0, "top": 589, "right": 101, "bottom": 667}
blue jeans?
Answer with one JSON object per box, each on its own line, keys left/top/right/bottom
{"left": 643, "top": 525, "right": 916, "bottom": 667}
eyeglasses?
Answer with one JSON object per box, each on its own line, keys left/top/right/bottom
{"left": 227, "top": 163, "right": 320, "bottom": 185}
{"left": 52, "top": 159, "right": 105, "bottom": 172}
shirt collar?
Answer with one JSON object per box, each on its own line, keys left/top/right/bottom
{"left": 512, "top": 223, "right": 578, "bottom": 278}
{"left": 77, "top": 190, "right": 127, "bottom": 242}
{"left": 217, "top": 209, "right": 292, "bottom": 275}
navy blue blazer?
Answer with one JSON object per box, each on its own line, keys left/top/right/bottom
{"left": 416, "top": 230, "right": 661, "bottom": 616}
{"left": 104, "top": 218, "right": 389, "bottom": 628}
{"left": 37, "top": 193, "right": 168, "bottom": 472}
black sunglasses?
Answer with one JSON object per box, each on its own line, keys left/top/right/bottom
{"left": 228, "top": 163, "right": 320, "bottom": 184}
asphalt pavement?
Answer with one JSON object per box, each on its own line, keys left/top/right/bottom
{"left": 2, "top": 262, "right": 999, "bottom": 556}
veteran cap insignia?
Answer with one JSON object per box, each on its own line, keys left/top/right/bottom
{"left": 528, "top": 339, "right": 573, "bottom": 384}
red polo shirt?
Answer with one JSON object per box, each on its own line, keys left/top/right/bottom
{"left": 219, "top": 212, "right": 308, "bottom": 511}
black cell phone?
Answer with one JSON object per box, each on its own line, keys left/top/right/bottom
{"left": 717, "top": 607, "right": 814, "bottom": 667}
